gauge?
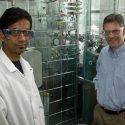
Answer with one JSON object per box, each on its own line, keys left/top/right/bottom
{"left": 53, "top": 38, "right": 60, "bottom": 46}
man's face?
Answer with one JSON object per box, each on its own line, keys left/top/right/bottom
{"left": 103, "top": 21, "right": 125, "bottom": 49}
{"left": 1, "top": 18, "right": 32, "bottom": 59}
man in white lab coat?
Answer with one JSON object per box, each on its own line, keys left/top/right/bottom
{"left": 0, "top": 7, "right": 45, "bottom": 125}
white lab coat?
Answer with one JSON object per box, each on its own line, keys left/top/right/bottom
{"left": 0, "top": 48, "right": 45, "bottom": 125}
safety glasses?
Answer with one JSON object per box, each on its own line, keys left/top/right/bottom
{"left": 3, "top": 29, "right": 35, "bottom": 39}
{"left": 102, "top": 27, "right": 124, "bottom": 37}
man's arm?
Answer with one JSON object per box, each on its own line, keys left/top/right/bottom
{"left": 93, "top": 53, "right": 102, "bottom": 90}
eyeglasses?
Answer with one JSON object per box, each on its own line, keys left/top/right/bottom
{"left": 3, "top": 29, "right": 35, "bottom": 39}
{"left": 102, "top": 27, "right": 124, "bottom": 37}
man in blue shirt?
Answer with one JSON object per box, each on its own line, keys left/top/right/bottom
{"left": 92, "top": 13, "right": 125, "bottom": 125}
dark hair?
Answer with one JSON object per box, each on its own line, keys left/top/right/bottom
{"left": 103, "top": 13, "right": 125, "bottom": 29}
{"left": 0, "top": 7, "right": 32, "bottom": 30}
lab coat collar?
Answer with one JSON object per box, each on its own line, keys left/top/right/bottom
{"left": 20, "top": 56, "right": 33, "bottom": 72}
{"left": 0, "top": 48, "right": 24, "bottom": 73}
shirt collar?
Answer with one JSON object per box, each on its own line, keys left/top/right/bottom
{"left": 108, "top": 42, "right": 125, "bottom": 56}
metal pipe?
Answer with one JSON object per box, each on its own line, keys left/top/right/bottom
{"left": 11, "top": 0, "right": 15, "bottom": 7}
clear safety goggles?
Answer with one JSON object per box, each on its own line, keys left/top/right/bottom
{"left": 3, "top": 29, "right": 35, "bottom": 39}
{"left": 102, "top": 27, "right": 124, "bottom": 37}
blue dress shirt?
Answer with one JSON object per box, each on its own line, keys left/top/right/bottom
{"left": 93, "top": 43, "right": 125, "bottom": 111}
